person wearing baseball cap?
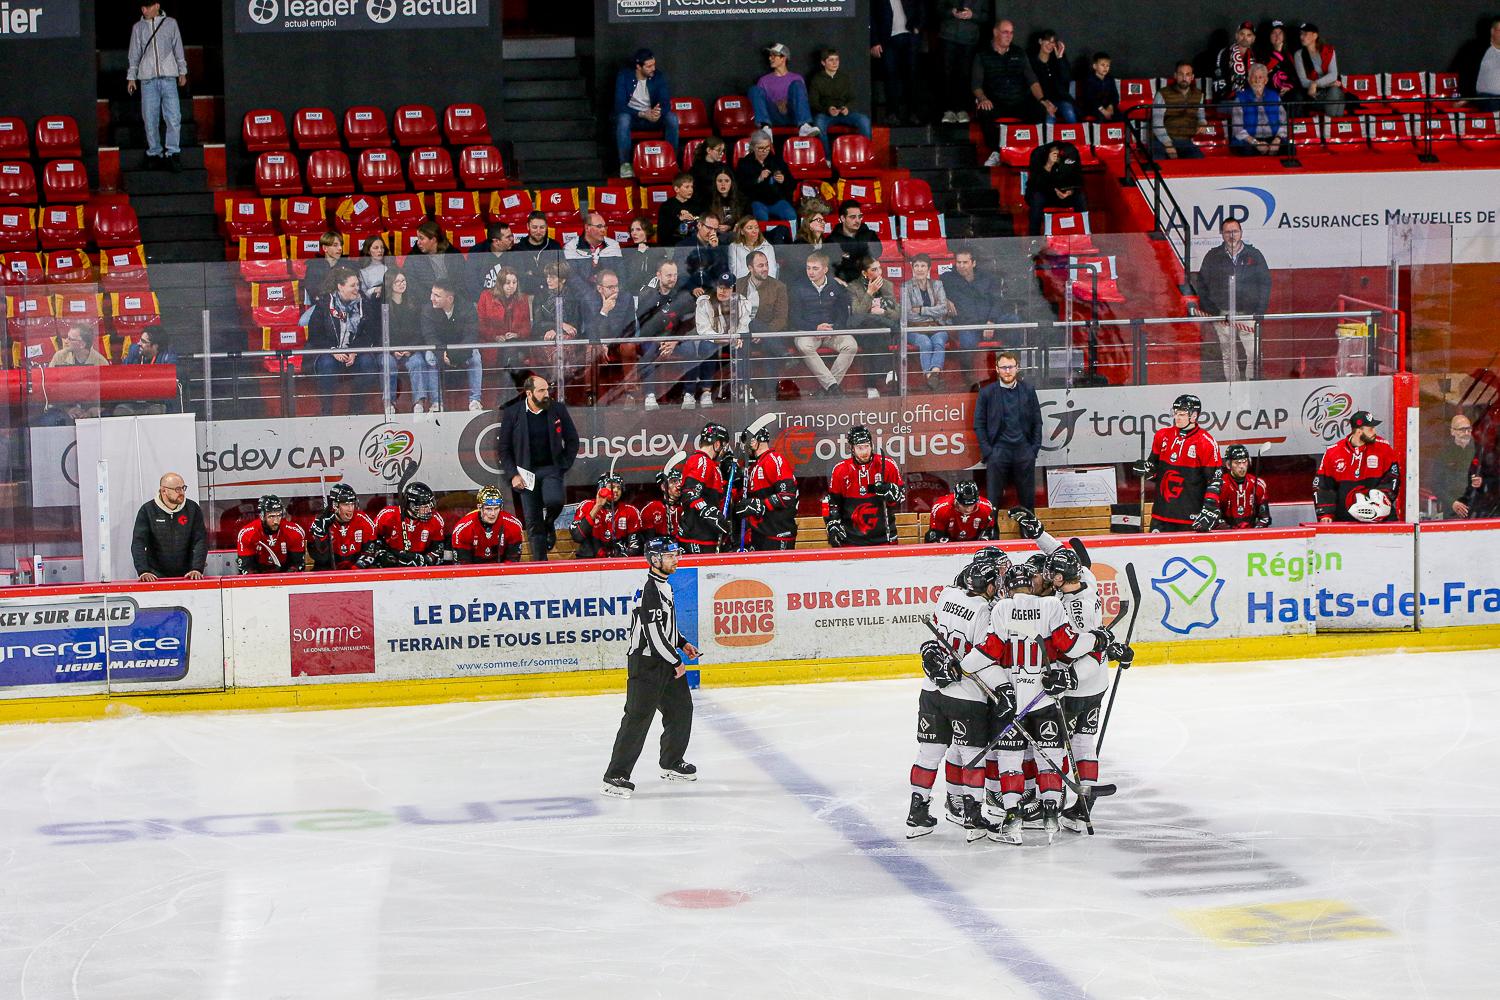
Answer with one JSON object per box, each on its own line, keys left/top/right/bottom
{"left": 1314, "top": 410, "right": 1402, "bottom": 522}
{"left": 688, "top": 269, "right": 750, "bottom": 409}
{"left": 1258, "top": 20, "right": 1296, "bottom": 95}
{"left": 1293, "top": 22, "right": 1346, "bottom": 116}
{"left": 749, "top": 42, "right": 820, "bottom": 137}
{"left": 1212, "top": 20, "right": 1258, "bottom": 103}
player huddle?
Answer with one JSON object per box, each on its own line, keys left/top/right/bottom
{"left": 913, "top": 509, "right": 1134, "bottom": 846}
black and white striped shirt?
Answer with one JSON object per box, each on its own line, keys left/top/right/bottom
{"left": 627, "top": 573, "right": 684, "bottom": 668}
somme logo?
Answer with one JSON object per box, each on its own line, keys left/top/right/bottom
{"left": 248, "top": 0, "right": 279, "bottom": 24}
{"left": 360, "top": 424, "right": 422, "bottom": 491}
{"left": 289, "top": 590, "right": 376, "bottom": 676}
{"left": 1302, "top": 385, "right": 1355, "bottom": 442}
{"left": 1152, "top": 556, "right": 1224, "bottom": 635}
{"left": 366, "top": 0, "right": 398, "bottom": 23}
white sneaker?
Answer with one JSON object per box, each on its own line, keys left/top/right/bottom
{"left": 699, "top": 389, "right": 713, "bottom": 408}
{"left": 799, "top": 123, "right": 820, "bottom": 137}
{"left": 643, "top": 393, "right": 658, "bottom": 410}
{"left": 867, "top": 387, "right": 880, "bottom": 398}
{"left": 984, "top": 151, "right": 1001, "bottom": 167}
{"left": 619, "top": 163, "right": 634, "bottom": 179}
{"left": 431, "top": 399, "right": 443, "bottom": 413}
{"left": 956, "top": 111, "right": 970, "bottom": 123}
{"left": 681, "top": 394, "right": 696, "bottom": 409}
{"left": 941, "top": 111, "right": 958, "bottom": 124}
{"left": 412, "top": 401, "right": 425, "bottom": 415}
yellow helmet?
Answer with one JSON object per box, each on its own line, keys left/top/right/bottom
{"left": 476, "top": 486, "right": 504, "bottom": 510}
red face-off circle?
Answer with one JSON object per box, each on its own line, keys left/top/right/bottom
{"left": 656, "top": 888, "right": 752, "bottom": 909}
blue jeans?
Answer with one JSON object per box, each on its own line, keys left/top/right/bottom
{"left": 751, "top": 200, "right": 796, "bottom": 222}
{"left": 906, "top": 329, "right": 947, "bottom": 371}
{"left": 395, "top": 350, "right": 440, "bottom": 406}
{"left": 1044, "top": 100, "right": 1079, "bottom": 124}
{"left": 614, "top": 110, "right": 680, "bottom": 166}
{"left": 140, "top": 77, "right": 182, "bottom": 157}
{"left": 813, "top": 111, "right": 872, "bottom": 156}
{"left": 1151, "top": 136, "right": 1204, "bottom": 159}
{"left": 312, "top": 352, "right": 380, "bottom": 415}
{"left": 445, "top": 347, "right": 483, "bottom": 405}
{"left": 750, "top": 80, "right": 812, "bottom": 127}
{"left": 678, "top": 337, "right": 724, "bottom": 396}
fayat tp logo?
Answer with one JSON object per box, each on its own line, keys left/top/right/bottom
{"left": 1152, "top": 555, "right": 1224, "bottom": 635}
{"left": 1302, "top": 385, "right": 1355, "bottom": 442}
{"left": 360, "top": 424, "right": 422, "bottom": 490}
{"left": 712, "top": 579, "right": 775, "bottom": 647}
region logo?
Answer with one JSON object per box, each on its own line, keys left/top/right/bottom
{"left": 615, "top": 0, "right": 663, "bottom": 16}
{"left": 360, "top": 424, "right": 422, "bottom": 491}
{"left": 711, "top": 579, "right": 775, "bottom": 647}
{"left": 1151, "top": 555, "right": 1223, "bottom": 635}
{"left": 1302, "top": 385, "right": 1355, "bottom": 442}
{"left": 289, "top": 590, "right": 376, "bottom": 676}
{"left": 248, "top": 0, "right": 279, "bottom": 24}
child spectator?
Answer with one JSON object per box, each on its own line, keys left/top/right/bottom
{"left": 1076, "top": 51, "right": 1119, "bottom": 120}
{"left": 656, "top": 172, "right": 698, "bottom": 245}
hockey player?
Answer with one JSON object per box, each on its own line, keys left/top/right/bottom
{"left": 925, "top": 481, "right": 997, "bottom": 543}
{"left": 237, "top": 495, "right": 307, "bottom": 574}
{"left": 953, "top": 544, "right": 1010, "bottom": 589}
{"left": 827, "top": 425, "right": 905, "bottom": 547}
{"left": 1314, "top": 411, "right": 1401, "bottom": 523}
{"left": 450, "top": 487, "right": 525, "bottom": 563}
{"left": 911, "top": 556, "right": 1010, "bottom": 841}
{"left": 571, "top": 474, "right": 644, "bottom": 559}
{"left": 676, "top": 423, "right": 732, "bottom": 553}
{"left": 361, "top": 481, "right": 449, "bottom": 567}
{"left": 1134, "top": 394, "right": 1222, "bottom": 532}
{"left": 602, "top": 537, "right": 701, "bottom": 798}
{"left": 641, "top": 463, "right": 684, "bottom": 544}
{"left": 1216, "top": 444, "right": 1271, "bottom": 529}
{"left": 736, "top": 419, "right": 799, "bottom": 551}
{"left": 307, "top": 484, "right": 376, "bottom": 571}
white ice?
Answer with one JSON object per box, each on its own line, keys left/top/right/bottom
{"left": 1, "top": 649, "right": 1497, "bottom": 1000}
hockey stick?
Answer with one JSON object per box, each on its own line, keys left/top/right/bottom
{"left": 1138, "top": 427, "right": 1150, "bottom": 532}
{"left": 1052, "top": 694, "right": 1093, "bottom": 835}
{"left": 1096, "top": 561, "right": 1142, "bottom": 757}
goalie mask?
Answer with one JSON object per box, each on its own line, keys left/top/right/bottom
{"left": 1347, "top": 488, "right": 1392, "bottom": 523}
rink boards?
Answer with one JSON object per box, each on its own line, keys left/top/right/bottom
{"left": 2, "top": 521, "right": 1498, "bottom": 708}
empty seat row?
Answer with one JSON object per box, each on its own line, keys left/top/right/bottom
{"left": 0, "top": 200, "right": 140, "bottom": 253}
{"left": 996, "top": 122, "right": 1128, "bottom": 168}
{"left": 255, "top": 145, "right": 506, "bottom": 197}
{"left": 0, "top": 115, "right": 83, "bottom": 161}
{"left": 0, "top": 159, "right": 92, "bottom": 205}
{"left": 243, "top": 104, "right": 491, "bottom": 153}
{"left": 0, "top": 245, "right": 151, "bottom": 291}
{"left": 1114, "top": 71, "right": 1464, "bottom": 113}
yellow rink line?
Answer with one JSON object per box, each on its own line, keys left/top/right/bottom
{"left": 3, "top": 624, "right": 1498, "bottom": 726}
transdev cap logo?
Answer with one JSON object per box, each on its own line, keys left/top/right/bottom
{"left": 1151, "top": 556, "right": 1223, "bottom": 635}
{"left": 289, "top": 590, "right": 376, "bottom": 676}
{"left": 1302, "top": 385, "right": 1355, "bottom": 442}
{"left": 712, "top": 579, "right": 775, "bottom": 647}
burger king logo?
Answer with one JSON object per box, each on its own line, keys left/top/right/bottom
{"left": 1093, "top": 563, "right": 1123, "bottom": 619}
{"left": 712, "top": 579, "right": 775, "bottom": 647}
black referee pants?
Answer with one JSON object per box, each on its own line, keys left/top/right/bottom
{"left": 605, "top": 660, "right": 694, "bottom": 781}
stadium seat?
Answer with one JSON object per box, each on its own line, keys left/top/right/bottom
{"left": 46, "top": 248, "right": 93, "bottom": 284}
{"left": 1460, "top": 112, "right": 1500, "bottom": 147}
{"left": 98, "top": 244, "right": 151, "bottom": 290}
{"left": 0, "top": 161, "right": 37, "bottom": 203}
{"left": 487, "top": 188, "right": 533, "bottom": 228}
{"left": 901, "top": 215, "right": 949, "bottom": 258}
{"left": 782, "top": 137, "right": 831, "bottom": 180}
{"left": 1368, "top": 115, "right": 1416, "bottom": 151}
{"left": 435, "top": 190, "right": 482, "bottom": 224}
{"left": 999, "top": 123, "right": 1041, "bottom": 168}
{"left": 381, "top": 192, "right": 428, "bottom": 231}
{"left": 251, "top": 301, "right": 302, "bottom": 328}
{"left": 356, "top": 148, "right": 404, "bottom": 193}
{"left": 1191, "top": 121, "right": 1228, "bottom": 155}
{"left": 1324, "top": 116, "right": 1368, "bottom": 152}
{"left": 444, "top": 220, "right": 487, "bottom": 250}
{"left": 1068, "top": 255, "right": 1125, "bottom": 303}
{"left": 0, "top": 250, "right": 43, "bottom": 283}
{"left": 836, "top": 177, "right": 884, "bottom": 208}
{"left": 1093, "top": 122, "right": 1126, "bottom": 167}
{"left": 860, "top": 209, "right": 892, "bottom": 240}
{"left": 1049, "top": 123, "right": 1099, "bottom": 166}
{"left": 293, "top": 107, "right": 341, "bottom": 150}
{"left": 891, "top": 178, "right": 936, "bottom": 217}
{"left": 443, "top": 103, "right": 492, "bottom": 145}
{"left": 343, "top": 106, "right": 391, "bottom": 148}
{"left": 41, "top": 160, "right": 90, "bottom": 203}
{"left": 331, "top": 192, "right": 385, "bottom": 234}
{"left": 54, "top": 289, "right": 103, "bottom": 329}
{"left": 109, "top": 291, "right": 162, "bottom": 342}
{"left": 33, "top": 116, "right": 81, "bottom": 159}
{"left": 0, "top": 117, "right": 29, "bottom": 160}
{"left": 1042, "top": 210, "right": 1098, "bottom": 257}
{"left": 223, "top": 194, "right": 273, "bottom": 240}
{"left": 0, "top": 208, "right": 38, "bottom": 252}
{"left": 714, "top": 96, "right": 756, "bottom": 137}
{"left": 1117, "top": 79, "right": 1153, "bottom": 113}
{"left": 1382, "top": 72, "right": 1426, "bottom": 112}
{"left": 731, "top": 137, "right": 752, "bottom": 165}
{"left": 639, "top": 185, "right": 671, "bottom": 217}
{"left": 832, "top": 134, "right": 879, "bottom": 176}
{"left": 249, "top": 279, "right": 299, "bottom": 313}
{"left": 588, "top": 185, "right": 634, "bottom": 226}
{"left": 255, "top": 152, "right": 303, "bottom": 196}
{"left": 90, "top": 199, "right": 142, "bottom": 248}
{"left": 680, "top": 139, "right": 705, "bottom": 172}
{"left": 1342, "top": 74, "right": 1382, "bottom": 106}
{"left": 458, "top": 145, "right": 506, "bottom": 189}
{"left": 1428, "top": 72, "right": 1462, "bottom": 109}
{"left": 671, "top": 97, "right": 712, "bottom": 140}
{"left": 1289, "top": 118, "right": 1325, "bottom": 155}
{"left": 394, "top": 105, "right": 441, "bottom": 146}
{"left": 535, "top": 187, "right": 580, "bottom": 225}
{"left": 39, "top": 204, "right": 87, "bottom": 250}
{"left": 5, "top": 290, "right": 52, "bottom": 330}
{"left": 632, "top": 141, "right": 679, "bottom": 185}
{"left": 242, "top": 110, "right": 289, "bottom": 152}
{"left": 408, "top": 147, "right": 457, "bottom": 191}
{"left": 306, "top": 149, "right": 355, "bottom": 195}
{"left": 278, "top": 195, "right": 327, "bottom": 235}
{"left": 1414, "top": 113, "right": 1459, "bottom": 150}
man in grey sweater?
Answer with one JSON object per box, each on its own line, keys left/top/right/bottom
{"left": 973, "top": 350, "right": 1043, "bottom": 510}
{"left": 126, "top": 3, "right": 188, "bottom": 171}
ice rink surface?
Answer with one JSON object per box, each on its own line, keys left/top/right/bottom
{"left": 1, "top": 649, "right": 1497, "bottom": 999}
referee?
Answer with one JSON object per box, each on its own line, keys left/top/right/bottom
{"left": 602, "top": 537, "right": 701, "bottom": 798}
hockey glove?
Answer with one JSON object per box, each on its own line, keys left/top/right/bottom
{"left": 1088, "top": 627, "right": 1115, "bottom": 653}
{"left": 1042, "top": 665, "right": 1072, "bottom": 696}
{"left": 1105, "top": 641, "right": 1134, "bottom": 664}
{"left": 924, "top": 529, "right": 948, "bottom": 543}
{"left": 310, "top": 514, "right": 332, "bottom": 540}
{"left": 394, "top": 549, "right": 424, "bottom": 568}
{"left": 354, "top": 551, "right": 377, "bottom": 569}
{"left": 825, "top": 519, "right": 848, "bottom": 547}
{"left": 1008, "top": 506, "right": 1043, "bottom": 540}
{"left": 702, "top": 507, "right": 730, "bottom": 538}
{"left": 1131, "top": 458, "right": 1156, "bottom": 479}
{"left": 870, "top": 480, "right": 893, "bottom": 498}
{"left": 919, "top": 640, "right": 961, "bottom": 688}
{"left": 736, "top": 496, "right": 766, "bottom": 518}
{"left": 978, "top": 525, "right": 999, "bottom": 541}
{"left": 1191, "top": 506, "right": 1219, "bottom": 532}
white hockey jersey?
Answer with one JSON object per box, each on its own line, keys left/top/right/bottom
{"left": 928, "top": 585, "right": 1009, "bottom": 704}
{"left": 1036, "top": 533, "right": 1108, "bottom": 697}
{"left": 979, "top": 593, "right": 1100, "bottom": 708}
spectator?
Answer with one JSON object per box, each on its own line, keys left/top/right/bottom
{"left": 131, "top": 471, "right": 207, "bottom": 582}
{"left": 701, "top": 168, "right": 749, "bottom": 230}
{"left": 796, "top": 203, "right": 829, "bottom": 249}
{"left": 1194, "top": 218, "right": 1271, "bottom": 381}
{"left": 728, "top": 214, "right": 779, "bottom": 279}
{"left": 476, "top": 266, "right": 531, "bottom": 385}
{"left": 677, "top": 211, "right": 731, "bottom": 298}
{"left": 827, "top": 199, "right": 883, "bottom": 283}
{"left": 656, "top": 172, "right": 699, "bottom": 245}
{"left": 423, "top": 278, "right": 484, "bottom": 412}
{"left": 689, "top": 135, "right": 730, "bottom": 192}
{"left": 788, "top": 251, "right": 855, "bottom": 397}
{"left": 619, "top": 216, "right": 659, "bottom": 294}
{"left": 122, "top": 327, "right": 175, "bottom": 365}
{"left": 301, "top": 231, "right": 345, "bottom": 306}
{"left": 1258, "top": 20, "right": 1296, "bottom": 96}
{"left": 1029, "top": 29, "right": 1076, "bottom": 123}
{"left": 1024, "top": 141, "right": 1086, "bottom": 233}
{"left": 808, "top": 48, "right": 873, "bottom": 155}
{"left": 1231, "top": 63, "right": 1288, "bottom": 156}
{"left": 1425, "top": 413, "right": 1476, "bottom": 518}
{"left": 1460, "top": 441, "right": 1500, "bottom": 518}
{"left": 901, "top": 254, "right": 952, "bottom": 391}
{"left": 614, "top": 48, "right": 679, "bottom": 179}
{"left": 945, "top": 249, "right": 1013, "bottom": 385}
{"left": 586, "top": 268, "right": 635, "bottom": 351}
{"left": 51, "top": 324, "right": 107, "bottom": 367}
{"left": 384, "top": 268, "right": 439, "bottom": 416}
{"left": 126, "top": 2, "right": 186, "bottom": 172}
{"left": 468, "top": 224, "right": 514, "bottom": 296}
{"left": 1152, "top": 61, "right": 1211, "bottom": 159}
{"left": 974, "top": 21, "right": 1042, "bottom": 164}
{"left": 735, "top": 250, "right": 788, "bottom": 335}
{"left": 498, "top": 374, "right": 579, "bottom": 560}
{"left": 750, "top": 42, "right": 819, "bottom": 136}
{"left": 1460, "top": 16, "right": 1500, "bottom": 111}
{"left": 636, "top": 259, "right": 693, "bottom": 410}
{"left": 869, "top": 0, "right": 925, "bottom": 125}
{"left": 307, "top": 267, "right": 380, "bottom": 416}
{"left": 1212, "top": 20, "right": 1258, "bottom": 104}
{"left": 1292, "top": 23, "right": 1346, "bottom": 116}
{"left": 529, "top": 262, "right": 587, "bottom": 379}
{"left": 565, "top": 210, "right": 624, "bottom": 287}
{"left": 514, "top": 212, "right": 561, "bottom": 298}
{"left": 1076, "top": 51, "right": 1119, "bottom": 121}
{"left": 973, "top": 350, "right": 1042, "bottom": 510}
{"left": 848, "top": 256, "right": 898, "bottom": 397}
{"left": 358, "top": 235, "right": 389, "bottom": 298}
{"left": 938, "top": 0, "right": 991, "bottom": 124}
{"left": 1314, "top": 411, "right": 1401, "bottom": 522}
{"left": 736, "top": 129, "right": 797, "bottom": 223}
{"left": 404, "top": 219, "right": 468, "bottom": 306}
{"left": 686, "top": 272, "right": 749, "bottom": 408}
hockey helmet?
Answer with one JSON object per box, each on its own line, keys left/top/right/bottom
{"left": 1004, "top": 562, "right": 1035, "bottom": 594}
{"left": 404, "top": 481, "right": 435, "bottom": 519}
{"left": 476, "top": 486, "right": 504, "bottom": 509}
{"left": 699, "top": 421, "right": 731, "bottom": 446}
{"left": 597, "top": 472, "right": 625, "bottom": 496}
{"left": 973, "top": 544, "right": 1012, "bottom": 575}
{"left": 1223, "top": 444, "right": 1250, "bottom": 465}
{"left": 327, "top": 483, "right": 358, "bottom": 507}
{"left": 847, "top": 425, "right": 873, "bottom": 448}
{"left": 1172, "top": 393, "right": 1202, "bottom": 416}
{"left": 1023, "top": 552, "right": 1048, "bottom": 573}
{"left": 645, "top": 535, "right": 682, "bottom": 569}
{"left": 966, "top": 556, "right": 1001, "bottom": 594}
{"left": 258, "top": 494, "right": 285, "bottom": 519}
{"left": 741, "top": 413, "right": 776, "bottom": 449}
{"left": 954, "top": 481, "right": 980, "bottom": 508}
{"left": 1046, "top": 547, "right": 1082, "bottom": 584}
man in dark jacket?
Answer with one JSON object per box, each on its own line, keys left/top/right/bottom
{"left": 307, "top": 267, "right": 380, "bottom": 415}
{"left": 945, "top": 249, "right": 1016, "bottom": 385}
{"left": 973, "top": 350, "right": 1042, "bottom": 510}
{"left": 614, "top": 48, "right": 679, "bottom": 179}
{"left": 827, "top": 200, "right": 883, "bottom": 283}
{"left": 788, "top": 252, "right": 855, "bottom": 396}
{"left": 132, "top": 471, "right": 208, "bottom": 581}
{"left": 1194, "top": 218, "right": 1271, "bottom": 381}
{"left": 973, "top": 20, "right": 1042, "bottom": 157}
{"left": 676, "top": 212, "right": 731, "bottom": 299}
{"left": 421, "top": 279, "right": 484, "bottom": 412}
{"left": 498, "top": 374, "right": 580, "bottom": 560}
{"left": 869, "top": 0, "right": 925, "bottom": 124}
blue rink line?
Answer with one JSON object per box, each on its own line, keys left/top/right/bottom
{"left": 703, "top": 700, "right": 1089, "bottom": 1000}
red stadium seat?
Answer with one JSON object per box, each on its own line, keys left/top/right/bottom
{"left": 224, "top": 194, "right": 275, "bottom": 239}
{"left": 639, "top": 185, "right": 671, "bottom": 216}
{"left": 5, "top": 290, "right": 52, "bottom": 330}
{"left": 0, "top": 117, "right": 29, "bottom": 160}
{"left": 535, "top": 187, "right": 580, "bottom": 224}
{"left": 99, "top": 244, "right": 151, "bottom": 290}
{"left": 669, "top": 97, "right": 711, "bottom": 141}
{"left": 588, "top": 185, "right": 634, "bottom": 226}
{"left": 54, "top": 289, "right": 103, "bottom": 328}
{"left": 1042, "top": 210, "right": 1098, "bottom": 257}
{"left": 836, "top": 177, "right": 884, "bottom": 208}
{"left": 90, "top": 199, "right": 142, "bottom": 248}
{"left": 408, "top": 147, "right": 456, "bottom": 191}
{"left": 435, "top": 190, "right": 482, "bottom": 224}
{"left": 34, "top": 116, "right": 81, "bottom": 159}
{"left": 680, "top": 139, "right": 705, "bottom": 172}
{"left": 109, "top": 290, "right": 163, "bottom": 342}
{"left": 714, "top": 96, "right": 755, "bottom": 137}
{"left": 1192, "top": 122, "right": 1229, "bottom": 155}
{"left": 306, "top": 149, "right": 355, "bottom": 195}
{"left": 1093, "top": 122, "right": 1126, "bottom": 166}
{"left": 1429, "top": 72, "right": 1461, "bottom": 101}
{"left": 901, "top": 214, "right": 949, "bottom": 258}
{"left": 1342, "top": 75, "right": 1382, "bottom": 106}
{"left": 458, "top": 145, "right": 506, "bottom": 189}
{"left": 1460, "top": 112, "right": 1500, "bottom": 146}
{"left": 356, "top": 148, "right": 404, "bottom": 193}
{"left": 999, "top": 123, "right": 1041, "bottom": 168}
{"left": 0, "top": 250, "right": 44, "bottom": 283}
{"left": 891, "top": 178, "right": 936, "bottom": 216}
{"left": 1368, "top": 116, "right": 1416, "bottom": 150}
{"left": 1382, "top": 72, "right": 1426, "bottom": 110}
{"left": 0, "top": 208, "right": 38, "bottom": 252}
{"left": 42, "top": 160, "right": 90, "bottom": 203}
{"left": 46, "top": 248, "right": 93, "bottom": 284}
{"left": 39, "top": 205, "right": 87, "bottom": 250}
{"left": 487, "top": 188, "right": 533, "bottom": 227}
{"left": 1117, "top": 79, "right": 1153, "bottom": 113}
{"left": 1049, "top": 123, "right": 1099, "bottom": 166}
{"left": 0, "top": 161, "right": 37, "bottom": 203}
{"left": 443, "top": 103, "right": 492, "bottom": 145}
{"left": 731, "top": 137, "right": 752, "bottom": 165}
{"left": 343, "top": 106, "right": 391, "bottom": 148}
{"left": 1289, "top": 118, "right": 1326, "bottom": 155}
{"left": 632, "top": 140, "right": 679, "bottom": 185}
{"left": 832, "top": 134, "right": 879, "bottom": 176}
{"left": 782, "top": 137, "right": 830, "bottom": 180}
{"left": 249, "top": 279, "right": 299, "bottom": 312}
{"left": 278, "top": 195, "right": 327, "bottom": 235}
{"left": 251, "top": 301, "right": 302, "bottom": 328}
{"left": 444, "top": 220, "right": 487, "bottom": 250}
{"left": 293, "top": 107, "right": 341, "bottom": 150}
{"left": 331, "top": 193, "right": 385, "bottom": 234}
{"left": 242, "top": 110, "right": 289, "bottom": 152}
{"left": 1069, "top": 255, "right": 1125, "bottom": 303}
{"left": 381, "top": 192, "right": 428, "bottom": 231}
{"left": 255, "top": 152, "right": 303, "bottom": 196}
{"left": 1415, "top": 113, "right": 1459, "bottom": 149}
{"left": 394, "top": 105, "right": 441, "bottom": 146}
{"left": 1324, "top": 116, "right": 1368, "bottom": 152}
{"left": 860, "top": 209, "right": 892, "bottom": 240}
